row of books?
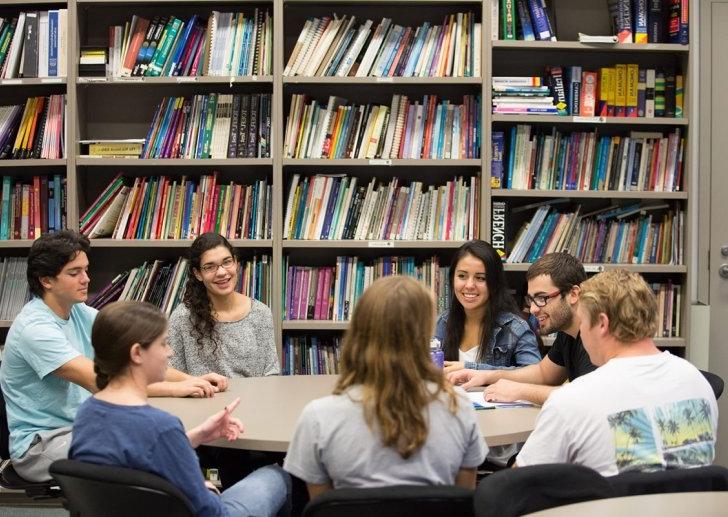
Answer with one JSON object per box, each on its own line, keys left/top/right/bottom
{"left": 105, "top": 10, "right": 272, "bottom": 78}
{"left": 140, "top": 93, "right": 271, "bottom": 159}
{"left": 1, "top": 95, "right": 65, "bottom": 160}
{"left": 0, "top": 10, "right": 67, "bottom": 78}
{"left": 1, "top": 175, "right": 65, "bottom": 240}
{"left": 284, "top": 256, "right": 451, "bottom": 321}
{"left": 283, "top": 174, "right": 479, "bottom": 241}
{"left": 0, "top": 257, "right": 30, "bottom": 321}
{"left": 492, "top": 126, "right": 684, "bottom": 192}
{"left": 499, "top": 0, "right": 556, "bottom": 41}
{"left": 285, "top": 12, "right": 480, "bottom": 78}
{"left": 88, "top": 254, "right": 271, "bottom": 314}
{"left": 493, "top": 65, "right": 683, "bottom": 118}
{"left": 281, "top": 336, "right": 342, "bottom": 376}
{"left": 284, "top": 94, "right": 481, "bottom": 160}
{"left": 81, "top": 173, "right": 271, "bottom": 241}
{"left": 651, "top": 281, "right": 682, "bottom": 338}
{"left": 499, "top": 202, "right": 683, "bottom": 265}
{"left": 607, "top": 0, "right": 688, "bottom": 44}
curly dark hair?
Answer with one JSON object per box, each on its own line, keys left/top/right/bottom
{"left": 183, "top": 232, "right": 238, "bottom": 355}
{"left": 443, "top": 240, "right": 518, "bottom": 362}
{"left": 27, "top": 230, "right": 91, "bottom": 298}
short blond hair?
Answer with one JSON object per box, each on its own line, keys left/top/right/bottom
{"left": 579, "top": 269, "right": 658, "bottom": 342}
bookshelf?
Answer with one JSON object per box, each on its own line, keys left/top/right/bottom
{"left": 0, "top": 1, "right": 692, "bottom": 365}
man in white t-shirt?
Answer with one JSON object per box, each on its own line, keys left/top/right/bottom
{"left": 516, "top": 269, "right": 718, "bottom": 476}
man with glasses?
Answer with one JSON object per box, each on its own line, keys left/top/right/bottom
{"left": 448, "top": 252, "right": 595, "bottom": 405}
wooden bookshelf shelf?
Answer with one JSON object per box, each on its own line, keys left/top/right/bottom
{"left": 75, "top": 158, "right": 273, "bottom": 167}
{"left": 504, "top": 264, "right": 688, "bottom": 274}
{"left": 0, "top": 160, "right": 66, "bottom": 168}
{"left": 282, "top": 159, "right": 481, "bottom": 167}
{"left": 281, "top": 321, "right": 349, "bottom": 331}
{"left": 1, "top": 78, "right": 66, "bottom": 86}
{"left": 0, "top": 321, "right": 12, "bottom": 329}
{"left": 282, "top": 240, "right": 467, "bottom": 249}
{"left": 492, "top": 190, "right": 689, "bottom": 200}
{"left": 77, "top": 76, "right": 273, "bottom": 85}
{"left": 282, "top": 77, "right": 481, "bottom": 85}
{"left": 491, "top": 115, "right": 689, "bottom": 125}
{"left": 492, "top": 41, "right": 689, "bottom": 53}
{"left": 89, "top": 239, "right": 273, "bottom": 248}
{"left": 0, "top": 240, "right": 35, "bottom": 249}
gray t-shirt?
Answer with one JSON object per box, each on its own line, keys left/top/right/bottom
{"left": 167, "top": 299, "right": 279, "bottom": 377}
{"left": 283, "top": 385, "right": 487, "bottom": 488}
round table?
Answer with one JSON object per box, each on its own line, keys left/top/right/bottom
{"left": 150, "top": 375, "right": 540, "bottom": 452}
{"left": 525, "top": 491, "right": 728, "bottom": 517}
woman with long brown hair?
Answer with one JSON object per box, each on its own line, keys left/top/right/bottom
{"left": 283, "top": 276, "right": 486, "bottom": 498}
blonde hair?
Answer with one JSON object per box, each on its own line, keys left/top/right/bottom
{"left": 334, "top": 275, "right": 458, "bottom": 459}
{"left": 579, "top": 269, "right": 658, "bottom": 342}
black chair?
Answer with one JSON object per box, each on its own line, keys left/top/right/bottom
{"left": 473, "top": 464, "right": 614, "bottom": 517}
{"left": 50, "top": 459, "right": 195, "bottom": 517}
{"left": 0, "top": 365, "right": 60, "bottom": 499}
{"left": 609, "top": 465, "right": 728, "bottom": 496}
{"left": 303, "top": 485, "right": 475, "bottom": 517}
{"left": 700, "top": 370, "right": 725, "bottom": 400}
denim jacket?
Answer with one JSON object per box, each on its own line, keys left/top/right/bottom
{"left": 433, "top": 311, "right": 541, "bottom": 370}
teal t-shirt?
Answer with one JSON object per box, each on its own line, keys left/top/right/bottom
{"left": 0, "top": 298, "right": 97, "bottom": 459}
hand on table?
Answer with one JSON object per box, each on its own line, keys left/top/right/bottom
{"left": 447, "top": 369, "right": 494, "bottom": 389}
{"left": 484, "top": 379, "right": 524, "bottom": 403}
{"left": 170, "top": 377, "right": 217, "bottom": 398}
{"left": 200, "top": 372, "right": 229, "bottom": 392}
{"left": 443, "top": 361, "right": 465, "bottom": 374}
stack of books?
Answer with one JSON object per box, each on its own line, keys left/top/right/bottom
{"left": 607, "top": 0, "right": 688, "bottom": 44}
{"left": 492, "top": 76, "right": 557, "bottom": 115}
{"left": 284, "top": 12, "right": 480, "bottom": 78}
{"left": 0, "top": 10, "right": 68, "bottom": 78}
{"left": 500, "top": 202, "right": 683, "bottom": 265}
{"left": 652, "top": 281, "right": 682, "bottom": 338}
{"left": 282, "top": 335, "right": 342, "bottom": 376}
{"left": 498, "top": 0, "right": 556, "bottom": 41}
{"left": 139, "top": 93, "right": 271, "bottom": 159}
{"left": 0, "top": 95, "right": 65, "bottom": 159}
{"left": 284, "top": 255, "right": 451, "bottom": 321}
{"left": 105, "top": 10, "right": 272, "bottom": 78}
{"left": 1, "top": 174, "right": 65, "bottom": 239}
{"left": 79, "top": 47, "right": 107, "bottom": 76}
{"left": 0, "top": 257, "right": 30, "bottom": 320}
{"left": 87, "top": 258, "right": 190, "bottom": 314}
{"left": 284, "top": 94, "right": 481, "bottom": 159}
{"left": 235, "top": 254, "right": 271, "bottom": 306}
{"left": 80, "top": 173, "right": 271, "bottom": 240}
{"left": 492, "top": 127, "right": 684, "bottom": 192}
{"left": 283, "top": 174, "right": 479, "bottom": 241}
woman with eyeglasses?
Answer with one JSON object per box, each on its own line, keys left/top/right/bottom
{"left": 167, "top": 232, "right": 278, "bottom": 379}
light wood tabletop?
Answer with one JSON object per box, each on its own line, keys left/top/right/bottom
{"left": 150, "top": 375, "right": 540, "bottom": 452}
{"left": 525, "top": 491, "right": 728, "bottom": 517}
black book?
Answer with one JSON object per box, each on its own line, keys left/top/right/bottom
{"left": 22, "top": 11, "right": 39, "bottom": 78}
{"left": 247, "top": 93, "right": 259, "bottom": 157}
{"left": 227, "top": 94, "right": 241, "bottom": 158}
{"left": 664, "top": 67, "right": 676, "bottom": 118}
{"left": 648, "top": 0, "right": 664, "bottom": 43}
{"left": 31, "top": 97, "right": 50, "bottom": 158}
{"left": 237, "top": 94, "right": 250, "bottom": 158}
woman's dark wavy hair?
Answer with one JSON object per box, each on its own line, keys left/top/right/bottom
{"left": 443, "top": 240, "right": 518, "bottom": 362}
{"left": 183, "top": 232, "right": 238, "bottom": 355}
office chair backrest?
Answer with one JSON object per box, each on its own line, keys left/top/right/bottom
{"left": 50, "top": 459, "right": 194, "bottom": 517}
{"left": 474, "top": 464, "right": 614, "bottom": 517}
{"left": 303, "top": 485, "right": 475, "bottom": 517}
{"left": 700, "top": 370, "right": 725, "bottom": 400}
{"left": 609, "top": 465, "right": 728, "bottom": 497}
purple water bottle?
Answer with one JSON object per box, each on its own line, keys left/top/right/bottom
{"left": 430, "top": 338, "right": 444, "bottom": 369}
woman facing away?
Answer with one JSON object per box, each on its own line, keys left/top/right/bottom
{"left": 168, "top": 232, "right": 279, "bottom": 378}
{"left": 283, "top": 276, "right": 487, "bottom": 498}
{"left": 69, "top": 301, "right": 291, "bottom": 517}
{"left": 436, "top": 239, "right": 540, "bottom": 374}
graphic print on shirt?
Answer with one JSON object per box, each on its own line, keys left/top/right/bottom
{"left": 608, "top": 398, "right": 715, "bottom": 473}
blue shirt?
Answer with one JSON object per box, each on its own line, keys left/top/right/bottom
{"left": 0, "top": 298, "right": 97, "bottom": 459}
{"left": 433, "top": 311, "right": 541, "bottom": 370}
{"left": 70, "top": 397, "right": 225, "bottom": 517}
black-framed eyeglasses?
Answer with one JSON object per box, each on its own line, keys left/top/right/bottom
{"left": 199, "top": 257, "right": 236, "bottom": 274}
{"left": 524, "top": 290, "right": 563, "bottom": 308}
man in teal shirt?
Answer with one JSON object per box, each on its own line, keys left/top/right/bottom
{"left": 1, "top": 231, "right": 228, "bottom": 482}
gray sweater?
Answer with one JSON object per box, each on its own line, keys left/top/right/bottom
{"left": 167, "top": 299, "right": 280, "bottom": 377}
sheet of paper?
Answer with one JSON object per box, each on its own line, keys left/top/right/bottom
{"left": 465, "top": 391, "right": 536, "bottom": 410}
